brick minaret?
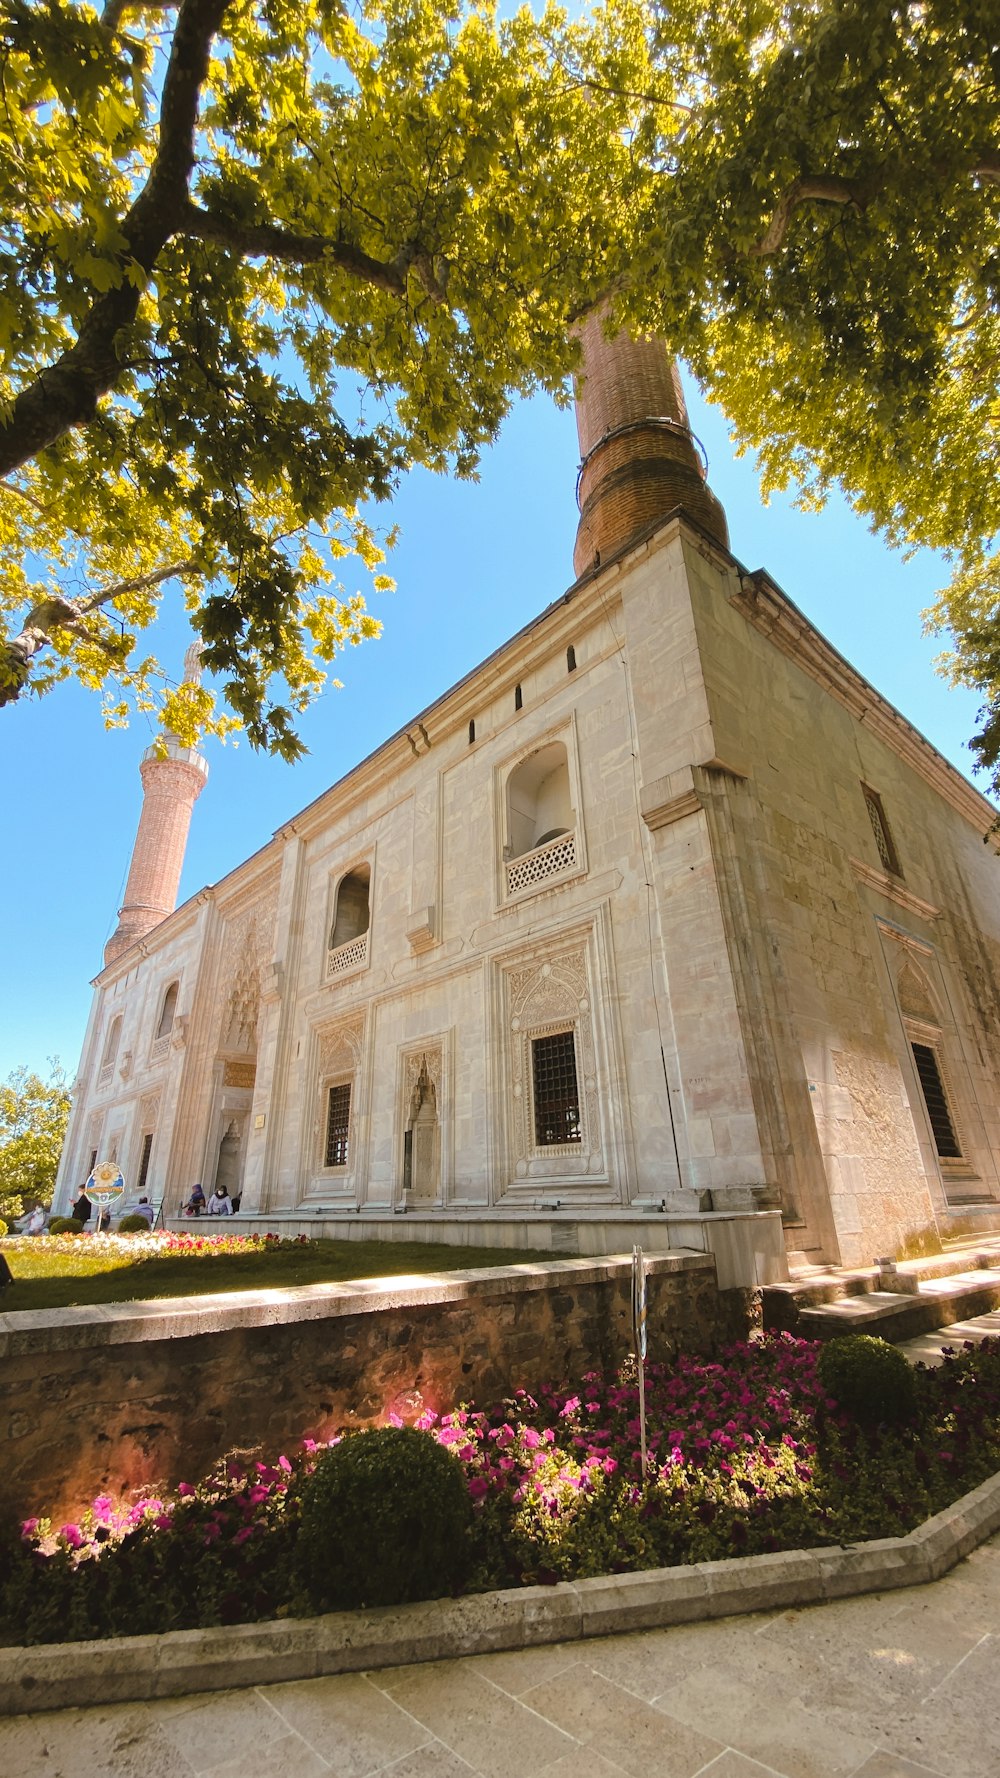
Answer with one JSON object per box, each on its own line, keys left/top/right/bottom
{"left": 104, "top": 643, "right": 209, "bottom": 966}
{"left": 573, "top": 309, "right": 728, "bottom": 579}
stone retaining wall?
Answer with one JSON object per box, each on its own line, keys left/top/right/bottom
{"left": 0, "top": 1254, "right": 757, "bottom": 1522}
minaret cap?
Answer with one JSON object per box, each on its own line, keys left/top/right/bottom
{"left": 572, "top": 309, "right": 729, "bottom": 578}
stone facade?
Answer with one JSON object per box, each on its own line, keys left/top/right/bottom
{"left": 54, "top": 337, "right": 1000, "bottom": 1276}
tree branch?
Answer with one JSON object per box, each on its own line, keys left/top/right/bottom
{"left": 753, "top": 154, "right": 1000, "bottom": 256}
{"left": 0, "top": 0, "right": 228, "bottom": 480}
{"left": 181, "top": 202, "right": 450, "bottom": 300}
{"left": 0, "top": 559, "right": 194, "bottom": 706}
{"left": 751, "top": 175, "right": 869, "bottom": 256}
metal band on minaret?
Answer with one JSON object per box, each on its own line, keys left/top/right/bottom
{"left": 103, "top": 643, "right": 209, "bottom": 966}
{"left": 572, "top": 309, "right": 729, "bottom": 579}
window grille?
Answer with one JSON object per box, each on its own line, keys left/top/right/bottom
{"left": 911, "top": 1043, "right": 962, "bottom": 1159}
{"left": 325, "top": 1083, "right": 352, "bottom": 1167}
{"left": 136, "top": 1132, "right": 154, "bottom": 1195}
{"left": 326, "top": 931, "right": 369, "bottom": 980}
{"left": 862, "top": 786, "right": 901, "bottom": 876}
{"left": 506, "top": 830, "right": 577, "bottom": 896}
{"left": 532, "top": 1030, "right": 582, "bottom": 1146}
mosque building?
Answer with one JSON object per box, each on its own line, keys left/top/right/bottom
{"left": 53, "top": 320, "right": 1000, "bottom": 1286}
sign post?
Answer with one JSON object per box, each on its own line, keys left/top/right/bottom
{"left": 86, "top": 1161, "right": 126, "bottom": 1230}
{"left": 631, "top": 1244, "right": 648, "bottom": 1479}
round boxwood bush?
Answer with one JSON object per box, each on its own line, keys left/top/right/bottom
{"left": 48, "top": 1216, "right": 84, "bottom": 1235}
{"left": 117, "top": 1214, "right": 151, "bottom": 1233}
{"left": 296, "top": 1426, "right": 474, "bottom": 1611}
{"left": 818, "top": 1333, "right": 918, "bottom": 1425}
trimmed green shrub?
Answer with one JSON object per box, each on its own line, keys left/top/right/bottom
{"left": 48, "top": 1217, "right": 84, "bottom": 1235}
{"left": 117, "top": 1214, "right": 151, "bottom": 1233}
{"left": 296, "top": 1426, "right": 474, "bottom": 1610}
{"left": 818, "top": 1334, "right": 918, "bottom": 1425}
{"left": 0, "top": 1220, "right": 7, "bottom": 1238}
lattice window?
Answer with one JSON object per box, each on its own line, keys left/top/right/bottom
{"left": 862, "top": 785, "right": 902, "bottom": 877}
{"left": 506, "top": 831, "right": 577, "bottom": 896}
{"left": 532, "top": 1030, "right": 581, "bottom": 1146}
{"left": 149, "top": 1034, "right": 171, "bottom": 1064}
{"left": 155, "top": 982, "right": 178, "bottom": 1041}
{"left": 136, "top": 1132, "right": 154, "bottom": 1194}
{"left": 911, "top": 1043, "right": 962, "bottom": 1160}
{"left": 326, "top": 930, "right": 369, "bottom": 979}
{"left": 324, "top": 1082, "right": 352, "bottom": 1167}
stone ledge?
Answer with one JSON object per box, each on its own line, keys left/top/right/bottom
{"left": 0, "top": 1252, "right": 714, "bottom": 1357}
{"left": 3, "top": 1469, "right": 1000, "bottom": 1717}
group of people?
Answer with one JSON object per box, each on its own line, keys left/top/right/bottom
{"left": 182, "top": 1182, "right": 238, "bottom": 1216}
{"left": 68, "top": 1188, "right": 156, "bottom": 1231}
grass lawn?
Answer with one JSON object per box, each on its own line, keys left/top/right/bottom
{"left": 0, "top": 1235, "right": 560, "bottom": 1312}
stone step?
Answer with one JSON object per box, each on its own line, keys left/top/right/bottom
{"left": 793, "top": 1267, "right": 1000, "bottom": 1345}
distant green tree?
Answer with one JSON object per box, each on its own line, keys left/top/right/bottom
{"left": 0, "top": 1062, "right": 72, "bottom": 1223}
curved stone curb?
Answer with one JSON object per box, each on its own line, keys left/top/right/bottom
{"left": 3, "top": 1468, "right": 1000, "bottom": 1718}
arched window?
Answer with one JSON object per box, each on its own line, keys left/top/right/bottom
{"left": 566, "top": 645, "right": 576, "bottom": 673}
{"left": 514, "top": 684, "right": 523, "bottom": 712}
{"left": 506, "top": 741, "right": 573, "bottom": 860}
{"left": 330, "top": 864, "right": 371, "bottom": 950}
{"left": 155, "top": 981, "right": 179, "bottom": 1041}
{"left": 101, "top": 1015, "right": 122, "bottom": 1070}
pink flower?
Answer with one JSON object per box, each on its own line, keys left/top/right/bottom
{"left": 232, "top": 1526, "right": 255, "bottom": 1545}
{"left": 278, "top": 1455, "right": 292, "bottom": 1474}
{"left": 177, "top": 1482, "right": 196, "bottom": 1497}
{"left": 91, "top": 1494, "right": 115, "bottom": 1522}
{"left": 20, "top": 1518, "right": 39, "bottom": 1538}
{"left": 60, "top": 1523, "right": 84, "bottom": 1548}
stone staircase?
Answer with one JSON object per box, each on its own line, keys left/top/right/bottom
{"left": 763, "top": 1236, "right": 1000, "bottom": 1345}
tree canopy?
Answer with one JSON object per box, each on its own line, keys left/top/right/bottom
{"left": 2, "top": 0, "right": 998, "bottom": 785}
{"left": 627, "top": 0, "right": 1000, "bottom": 783}
{"left": 0, "top": 0, "right": 651, "bottom": 754}
{"left": 0, "top": 1061, "right": 71, "bottom": 1222}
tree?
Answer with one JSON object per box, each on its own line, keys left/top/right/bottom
{"left": 0, "top": 0, "right": 657, "bottom": 755}
{"left": 617, "top": 0, "right": 1000, "bottom": 787}
{"left": 0, "top": 1061, "right": 71, "bottom": 1222}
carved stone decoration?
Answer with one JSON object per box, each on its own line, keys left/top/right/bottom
{"left": 317, "top": 1012, "right": 366, "bottom": 1080}
{"left": 217, "top": 891, "right": 279, "bottom": 1056}
{"left": 85, "top": 1110, "right": 104, "bottom": 1155}
{"left": 504, "top": 943, "right": 603, "bottom": 1181}
{"left": 897, "top": 958, "right": 940, "bottom": 1028}
{"left": 118, "top": 1050, "right": 133, "bottom": 1081}
{"left": 139, "top": 1093, "right": 160, "bottom": 1129}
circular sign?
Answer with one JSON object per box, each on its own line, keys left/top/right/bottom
{"left": 86, "top": 1163, "right": 126, "bottom": 1206}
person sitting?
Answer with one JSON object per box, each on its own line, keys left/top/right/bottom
{"left": 133, "top": 1197, "right": 155, "bottom": 1228}
{"left": 207, "top": 1184, "right": 233, "bottom": 1215}
{"left": 96, "top": 1204, "right": 112, "bottom": 1233}
{"left": 17, "top": 1204, "right": 48, "bottom": 1236}
{"left": 182, "top": 1182, "right": 206, "bottom": 1216}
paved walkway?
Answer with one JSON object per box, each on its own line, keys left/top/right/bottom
{"left": 2, "top": 1529, "right": 998, "bottom": 1778}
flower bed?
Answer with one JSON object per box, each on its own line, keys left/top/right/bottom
{"left": 4, "top": 1333, "right": 1000, "bottom": 1646}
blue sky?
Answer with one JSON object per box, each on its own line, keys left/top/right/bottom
{"left": 1, "top": 374, "right": 985, "bottom": 1084}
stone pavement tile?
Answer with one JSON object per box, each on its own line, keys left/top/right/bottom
{"left": 374, "top": 1739, "right": 481, "bottom": 1778}
{"left": 758, "top": 1593, "right": 984, "bottom": 1711}
{"left": 848, "top": 1755, "right": 951, "bottom": 1778}
{"left": 653, "top": 1667, "right": 874, "bottom": 1778}
{"left": 578, "top": 1615, "right": 782, "bottom": 1703}
{"left": 470, "top": 1642, "right": 581, "bottom": 1698}
{"left": 148, "top": 1684, "right": 290, "bottom": 1772}
{"left": 534, "top": 1749, "right": 667, "bottom": 1778}
{"left": 0, "top": 1702, "right": 196, "bottom": 1778}
{"left": 199, "top": 1729, "right": 332, "bottom": 1778}
{"left": 372, "top": 1659, "right": 579, "bottom": 1778}
{"left": 699, "top": 1756, "right": 799, "bottom": 1778}
{"left": 261, "top": 1671, "right": 433, "bottom": 1777}
{"left": 520, "top": 1660, "right": 724, "bottom": 1778}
